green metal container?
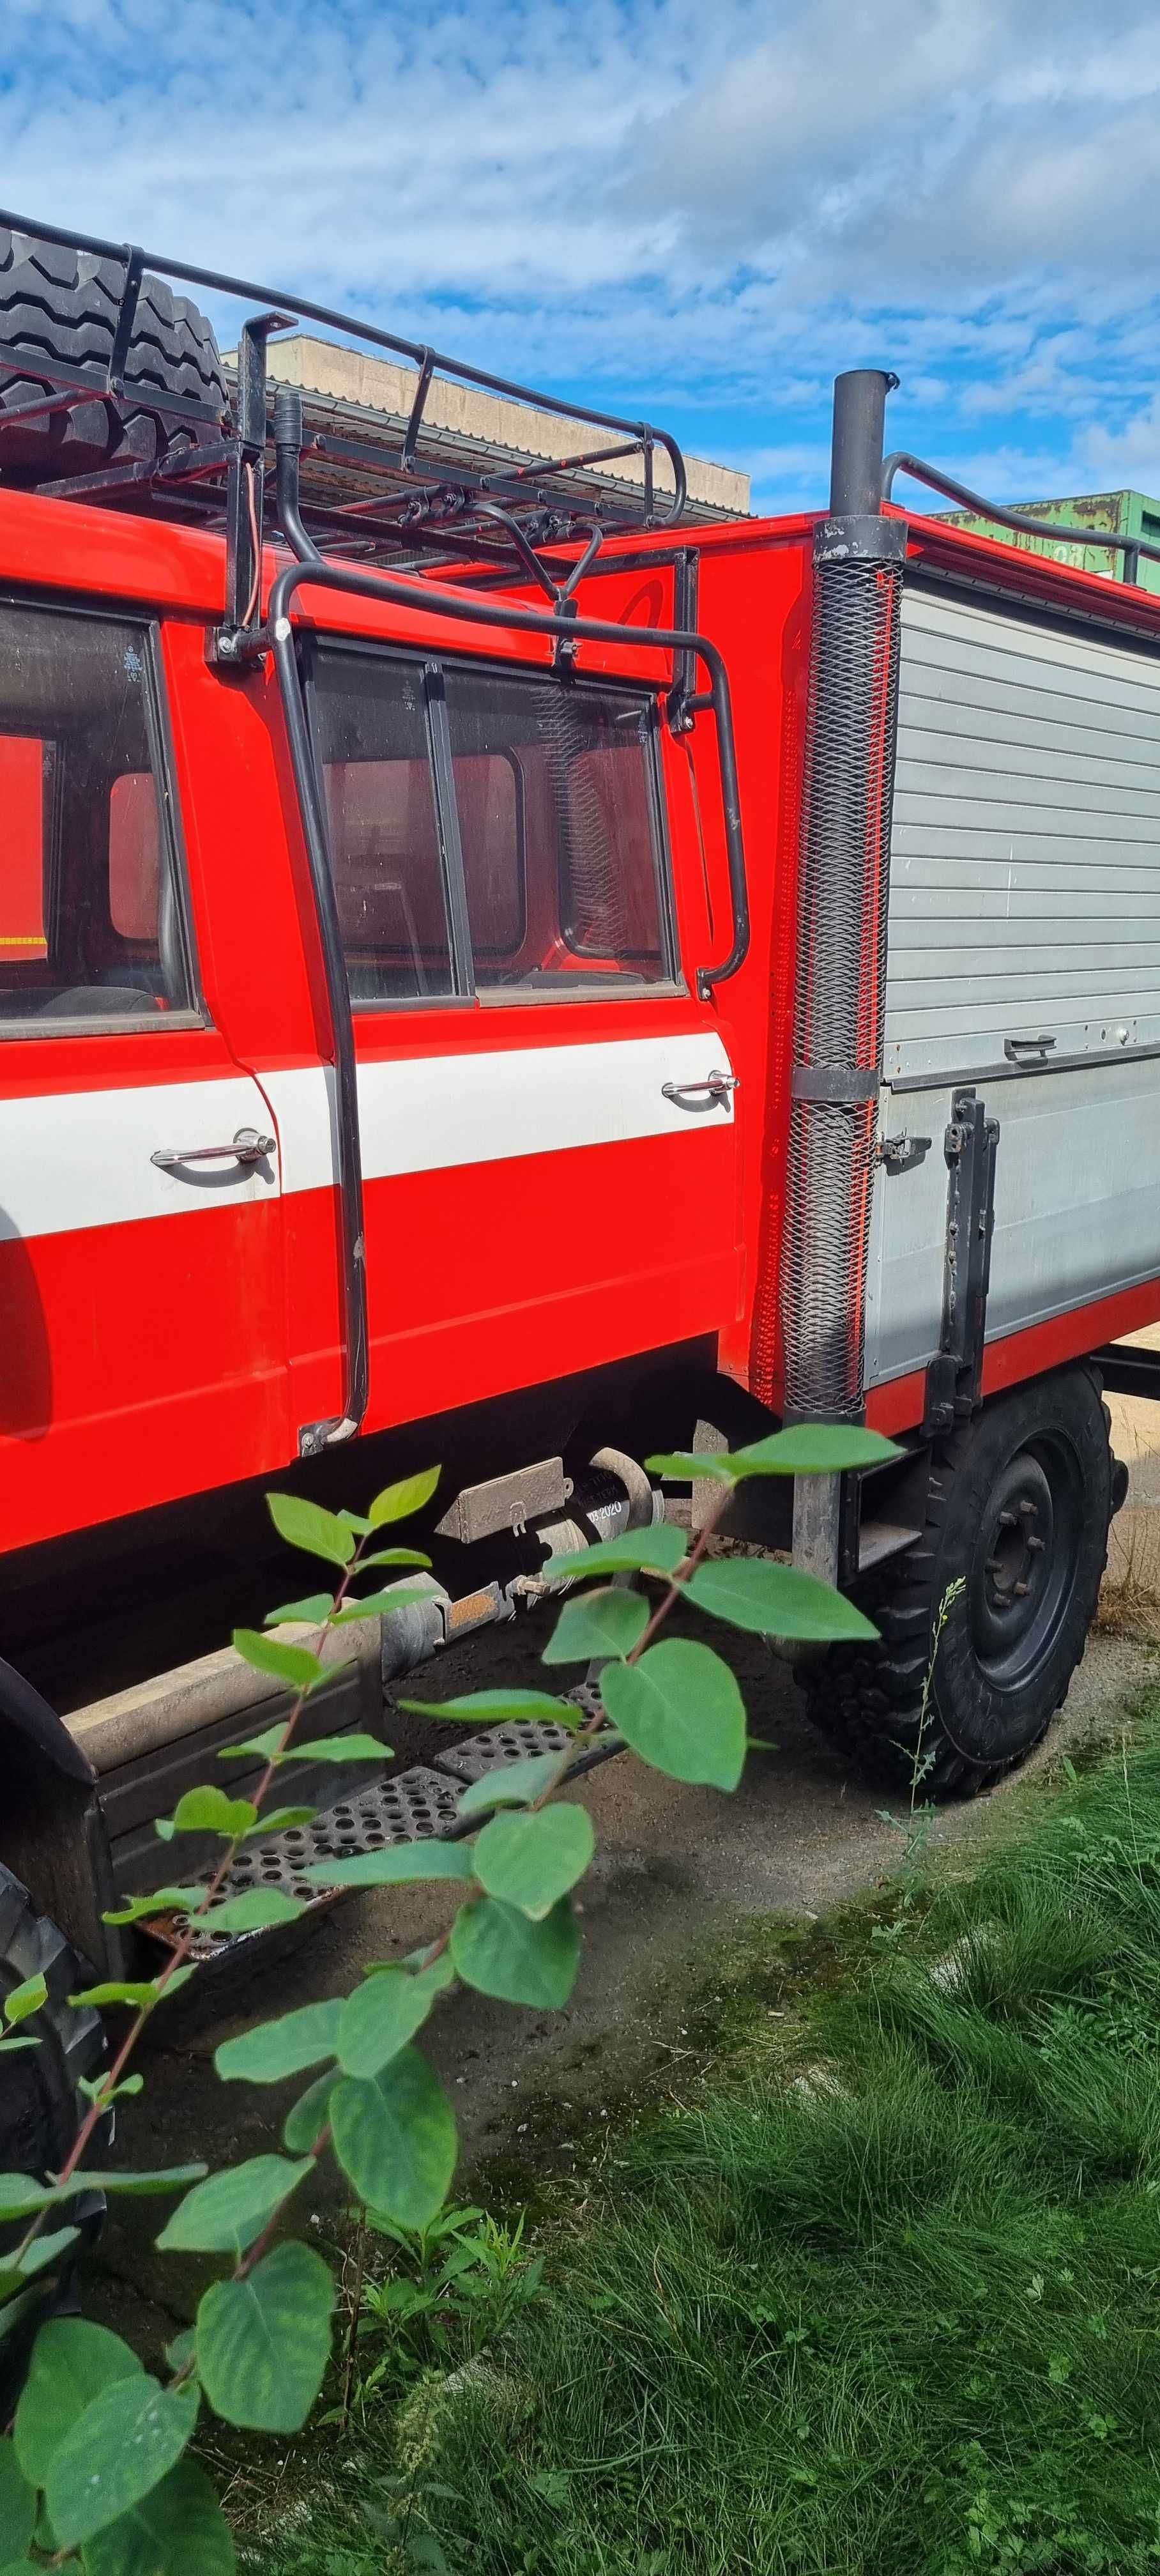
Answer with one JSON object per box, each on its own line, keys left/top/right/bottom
{"left": 941, "top": 489, "right": 1160, "bottom": 597}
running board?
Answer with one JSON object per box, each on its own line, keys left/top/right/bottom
{"left": 143, "top": 1693, "right": 613, "bottom": 1963}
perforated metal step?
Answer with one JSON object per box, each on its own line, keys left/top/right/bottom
{"left": 146, "top": 1763, "right": 461, "bottom": 1958}
{"left": 143, "top": 1700, "right": 622, "bottom": 1960}
{"left": 431, "top": 1718, "right": 576, "bottom": 1782}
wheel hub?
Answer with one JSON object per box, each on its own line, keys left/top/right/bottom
{"left": 968, "top": 1439, "right": 1081, "bottom": 1692}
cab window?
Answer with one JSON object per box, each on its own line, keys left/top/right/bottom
{"left": 307, "top": 643, "right": 675, "bottom": 1004}
{"left": 0, "top": 600, "right": 195, "bottom": 1026}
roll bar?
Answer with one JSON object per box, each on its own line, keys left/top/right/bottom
{"left": 236, "top": 417, "right": 748, "bottom": 1450}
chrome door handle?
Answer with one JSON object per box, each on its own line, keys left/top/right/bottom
{"left": 151, "top": 1126, "right": 275, "bottom": 1170}
{"left": 661, "top": 1070, "right": 740, "bottom": 1111}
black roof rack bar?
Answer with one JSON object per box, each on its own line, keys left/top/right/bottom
{"left": 0, "top": 206, "right": 687, "bottom": 526}
{"left": 883, "top": 450, "right": 1160, "bottom": 587}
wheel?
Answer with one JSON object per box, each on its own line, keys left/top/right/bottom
{"left": 0, "top": 224, "right": 229, "bottom": 485}
{"left": 805, "top": 1365, "right": 1115, "bottom": 1798}
{"left": 0, "top": 1865, "right": 107, "bottom": 2423}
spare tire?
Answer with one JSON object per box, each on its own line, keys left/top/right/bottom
{"left": 0, "top": 224, "right": 229, "bottom": 486}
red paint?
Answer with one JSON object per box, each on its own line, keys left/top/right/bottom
{"left": 0, "top": 471, "right": 1154, "bottom": 1564}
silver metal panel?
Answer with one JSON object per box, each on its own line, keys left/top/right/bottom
{"left": 888, "top": 587, "right": 1160, "bottom": 1084}
{"left": 866, "top": 1057, "right": 1160, "bottom": 1390}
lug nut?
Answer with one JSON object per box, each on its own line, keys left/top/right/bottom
{"left": 1013, "top": 1581, "right": 1030, "bottom": 1597}
{"left": 1018, "top": 1498, "right": 1037, "bottom": 1519}
{"left": 1027, "top": 1535, "right": 1044, "bottom": 1554}
{"left": 998, "top": 1509, "right": 1017, "bottom": 1529}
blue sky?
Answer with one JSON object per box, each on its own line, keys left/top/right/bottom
{"left": 4, "top": 0, "right": 1160, "bottom": 514}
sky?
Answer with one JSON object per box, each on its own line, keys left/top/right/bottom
{"left": 4, "top": 0, "right": 1160, "bottom": 515}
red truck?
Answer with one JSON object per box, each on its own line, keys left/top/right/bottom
{"left": 0, "top": 213, "right": 1153, "bottom": 2206}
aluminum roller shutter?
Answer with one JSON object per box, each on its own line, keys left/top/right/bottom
{"left": 885, "top": 585, "right": 1160, "bottom": 1082}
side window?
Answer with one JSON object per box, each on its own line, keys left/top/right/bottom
{"left": 443, "top": 669, "right": 671, "bottom": 993}
{"left": 310, "top": 652, "right": 455, "bottom": 1002}
{"left": 0, "top": 601, "right": 194, "bottom": 1025}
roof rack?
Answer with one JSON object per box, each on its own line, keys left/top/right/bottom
{"left": 0, "top": 208, "right": 691, "bottom": 610}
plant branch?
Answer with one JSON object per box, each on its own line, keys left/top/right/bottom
{"left": 13, "top": 1539, "right": 372, "bottom": 2263}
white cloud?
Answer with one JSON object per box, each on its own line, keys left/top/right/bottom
{"left": 2, "top": 0, "right": 1159, "bottom": 509}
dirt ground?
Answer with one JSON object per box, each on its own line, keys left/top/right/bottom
{"left": 87, "top": 1588, "right": 1159, "bottom": 2361}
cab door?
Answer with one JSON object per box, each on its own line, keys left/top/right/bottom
{"left": 265, "top": 635, "right": 742, "bottom": 1435}
{"left": 0, "top": 591, "right": 291, "bottom": 1554}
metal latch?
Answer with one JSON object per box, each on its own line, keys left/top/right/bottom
{"left": 1004, "top": 1032, "right": 1056, "bottom": 1064}
{"left": 878, "top": 1130, "right": 931, "bottom": 1172}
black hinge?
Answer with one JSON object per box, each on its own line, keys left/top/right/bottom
{"left": 924, "top": 1089, "right": 1000, "bottom": 1435}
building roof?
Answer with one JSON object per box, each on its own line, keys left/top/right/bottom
{"left": 258, "top": 335, "right": 750, "bottom": 528}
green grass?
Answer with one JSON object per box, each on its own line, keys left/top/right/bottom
{"left": 256, "top": 1715, "right": 1160, "bottom": 2576}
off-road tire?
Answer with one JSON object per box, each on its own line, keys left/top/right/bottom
{"left": 0, "top": 1865, "right": 107, "bottom": 2423}
{"left": 804, "top": 1365, "right": 1115, "bottom": 1799}
{"left": 0, "top": 224, "right": 229, "bottom": 485}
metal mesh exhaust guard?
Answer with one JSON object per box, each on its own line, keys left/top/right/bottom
{"left": 781, "top": 519, "right": 905, "bottom": 1421}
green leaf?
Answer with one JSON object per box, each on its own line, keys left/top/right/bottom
{"left": 361, "top": 1547, "right": 431, "bottom": 1569}
{"left": 69, "top": 1980, "right": 168, "bottom": 2011}
{"left": 337, "top": 1962, "right": 452, "bottom": 2081}
{"left": 541, "top": 1586, "right": 648, "bottom": 1666}
{"left": 645, "top": 1450, "right": 735, "bottom": 1483}
{"left": 282, "top": 2069, "right": 339, "bottom": 2154}
{"left": 156, "top": 1787, "right": 257, "bottom": 1843}
{"left": 45, "top": 2374, "right": 198, "bottom": 2552}
{"left": 539, "top": 1524, "right": 685, "bottom": 1583}
{"left": 301, "top": 1843, "right": 475, "bottom": 1891}
{"left": 0, "top": 2039, "right": 38, "bottom": 2057}
{"left": 204, "top": 1889, "right": 308, "bottom": 1934}
{"left": 330, "top": 2046, "right": 457, "bottom": 2227}
{"left": 156, "top": 2155, "right": 314, "bottom": 2255}
{"left": 0, "top": 2225, "right": 80, "bottom": 2299}
{"left": 217, "top": 1724, "right": 287, "bottom": 1765}
{"left": 14, "top": 2318, "right": 143, "bottom": 2487}
{"left": 245, "top": 1805, "right": 316, "bottom": 1836}
{"left": 214, "top": 2000, "right": 342, "bottom": 2086}
{"left": 473, "top": 1805, "right": 594, "bottom": 1920}
{"left": 450, "top": 1896, "right": 582, "bottom": 2008}
{"left": 231, "top": 1630, "right": 326, "bottom": 1692}
{"left": 263, "top": 1593, "right": 335, "bottom": 1629}
{"left": 84, "top": 2459, "right": 236, "bottom": 2576}
{"left": 266, "top": 1492, "right": 356, "bottom": 1567}
{"left": 277, "top": 1731, "right": 389, "bottom": 1766}
{"left": 84, "top": 2165, "right": 208, "bottom": 2198}
{"left": 102, "top": 1889, "right": 208, "bottom": 1928}
{"left": 369, "top": 1468, "right": 441, "bottom": 1527}
{"left": 196, "top": 2241, "right": 333, "bottom": 2434}
{"left": 80, "top": 2073, "right": 142, "bottom": 2105}
{"left": 0, "top": 2441, "right": 36, "bottom": 2562}
{"left": 731, "top": 1425, "right": 902, "bottom": 1476}
{"left": 332, "top": 1589, "right": 431, "bottom": 1625}
{"left": 685, "top": 1557, "right": 879, "bottom": 1641}
{"left": 396, "top": 1689, "right": 577, "bottom": 1728}
{"left": 3, "top": 1975, "right": 46, "bottom": 2030}
{"left": 456, "top": 1754, "right": 570, "bottom": 1816}
{"left": 0, "top": 2175, "right": 61, "bottom": 2223}
{"left": 338, "top": 1509, "right": 372, "bottom": 1533}
{"left": 601, "top": 1641, "right": 746, "bottom": 1790}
